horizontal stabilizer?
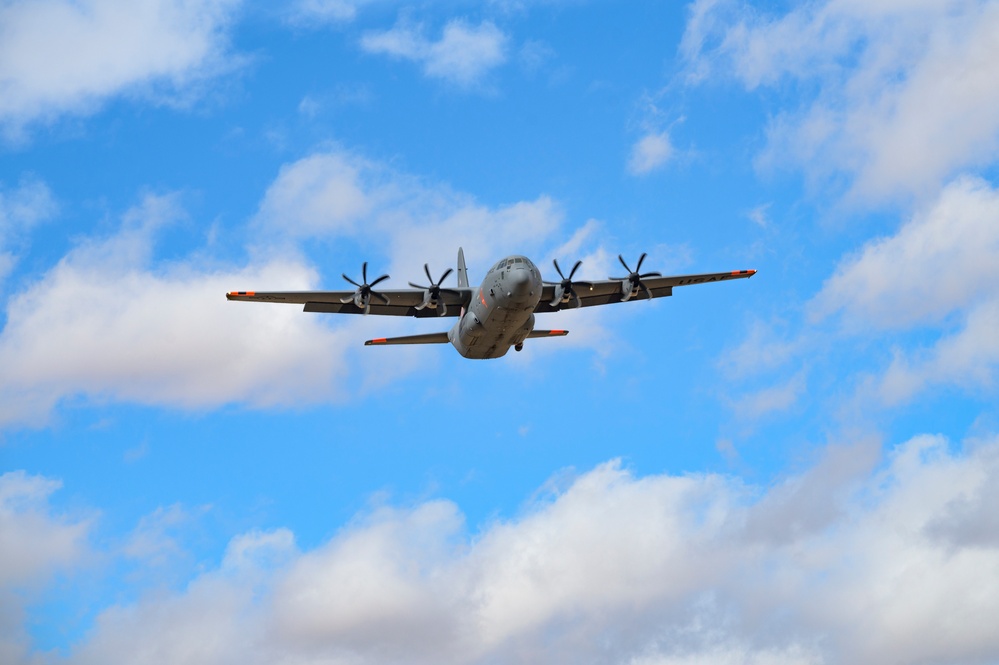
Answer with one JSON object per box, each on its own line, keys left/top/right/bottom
{"left": 365, "top": 332, "right": 450, "bottom": 346}
{"left": 527, "top": 329, "right": 569, "bottom": 339}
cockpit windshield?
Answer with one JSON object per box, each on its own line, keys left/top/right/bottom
{"left": 491, "top": 256, "right": 537, "bottom": 272}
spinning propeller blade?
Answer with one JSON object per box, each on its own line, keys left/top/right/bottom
{"left": 341, "top": 261, "right": 391, "bottom": 315}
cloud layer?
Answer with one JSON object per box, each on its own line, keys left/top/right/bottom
{"left": 0, "top": 193, "right": 348, "bottom": 427}
{"left": 682, "top": 0, "right": 999, "bottom": 202}
{"left": 0, "top": 0, "right": 242, "bottom": 136}
{"left": 12, "top": 434, "right": 999, "bottom": 664}
{"left": 813, "top": 176, "right": 999, "bottom": 403}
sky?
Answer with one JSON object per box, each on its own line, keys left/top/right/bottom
{"left": 2, "top": 0, "right": 999, "bottom": 663}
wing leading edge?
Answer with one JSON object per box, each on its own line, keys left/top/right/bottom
{"left": 533, "top": 269, "right": 755, "bottom": 313}
{"left": 226, "top": 288, "right": 473, "bottom": 318}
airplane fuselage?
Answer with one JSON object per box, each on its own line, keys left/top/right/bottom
{"left": 448, "top": 255, "right": 542, "bottom": 359}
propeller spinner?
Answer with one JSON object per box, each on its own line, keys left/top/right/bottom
{"left": 341, "top": 262, "right": 390, "bottom": 315}
{"left": 408, "top": 264, "right": 459, "bottom": 316}
{"left": 610, "top": 253, "right": 661, "bottom": 302}
{"left": 545, "top": 259, "right": 592, "bottom": 309}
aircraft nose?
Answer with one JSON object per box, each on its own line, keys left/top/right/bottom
{"left": 508, "top": 268, "right": 532, "bottom": 297}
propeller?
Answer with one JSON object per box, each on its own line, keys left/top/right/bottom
{"left": 340, "top": 262, "right": 390, "bottom": 315}
{"left": 408, "top": 264, "right": 459, "bottom": 316}
{"left": 610, "top": 253, "right": 661, "bottom": 302}
{"left": 544, "top": 259, "right": 592, "bottom": 309}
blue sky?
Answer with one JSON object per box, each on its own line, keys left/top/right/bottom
{"left": 3, "top": 1, "right": 999, "bottom": 663}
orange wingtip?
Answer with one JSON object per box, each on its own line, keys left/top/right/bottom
{"left": 549, "top": 330, "right": 568, "bottom": 335}
{"left": 730, "top": 270, "right": 756, "bottom": 276}
{"left": 369, "top": 338, "right": 388, "bottom": 344}
{"left": 228, "top": 291, "right": 256, "bottom": 296}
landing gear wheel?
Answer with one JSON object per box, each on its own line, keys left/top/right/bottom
{"left": 515, "top": 343, "right": 524, "bottom": 352}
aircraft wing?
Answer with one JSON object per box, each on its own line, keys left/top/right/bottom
{"left": 226, "top": 287, "right": 473, "bottom": 318}
{"left": 534, "top": 269, "right": 755, "bottom": 313}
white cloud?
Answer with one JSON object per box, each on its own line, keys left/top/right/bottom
{"left": 0, "top": 176, "right": 56, "bottom": 283}
{"left": 39, "top": 433, "right": 999, "bottom": 664}
{"left": 361, "top": 19, "right": 508, "bottom": 87}
{"left": 0, "top": 194, "right": 353, "bottom": 428}
{"left": 256, "top": 152, "right": 374, "bottom": 238}
{"left": 628, "top": 130, "right": 674, "bottom": 175}
{"left": 0, "top": 0, "right": 242, "bottom": 137}
{"left": 682, "top": 0, "right": 999, "bottom": 202}
{"left": 811, "top": 176, "right": 999, "bottom": 403}
{"left": 813, "top": 176, "right": 999, "bottom": 330}
{"left": 1, "top": 471, "right": 90, "bottom": 665}
{"left": 0, "top": 471, "right": 88, "bottom": 587}
{"left": 222, "top": 528, "right": 296, "bottom": 573}
{"left": 878, "top": 299, "right": 999, "bottom": 404}
{"left": 254, "top": 148, "right": 569, "bottom": 279}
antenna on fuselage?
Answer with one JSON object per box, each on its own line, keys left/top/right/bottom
{"left": 457, "top": 247, "right": 469, "bottom": 288}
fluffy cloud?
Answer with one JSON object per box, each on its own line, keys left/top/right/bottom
{"left": 878, "top": 299, "right": 999, "bottom": 404}
{"left": 813, "top": 176, "right": 999, "bottom": 329}
{"left": 0, "top": 0, "right": 242, "bottom": 137}
{"left": 35, "top": 433, "right": 999, "bottom": 665}
{"left": 628, "top": 130, "right": 675, "bottom": 175}
{"left": 255, "top": 152, "right": 375, "bottom": 238}
{"left": 682, "top": 0, "right": 999, "bottom": 202}
{"left": 361, "top": 19, "right": 508, "bottom": 87}
{"left": 254, "top": 148, "right": 568, "bottom": 277}
{"left": 0, "top": 193, "right": 352, "bottom": 428}
{"left": 1, "top": 471, "right": 90, "bottom": 664}
{"left": 813, "top": 176, "right": 999, "bottom": 402}
{"left": 0, "top": 472, "right": 88, "bottom": 587}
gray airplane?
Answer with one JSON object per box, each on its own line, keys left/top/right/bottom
{"left": 227, "top": 249, "right": 756, "bottom": 359}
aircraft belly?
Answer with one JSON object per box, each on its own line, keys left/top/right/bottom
{"left": 455, "top": 299, "right": 535, "bottom": 359}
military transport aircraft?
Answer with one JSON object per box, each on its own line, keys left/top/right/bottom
{"left": 227, "top": 249, "right": 756, "bottom": 359}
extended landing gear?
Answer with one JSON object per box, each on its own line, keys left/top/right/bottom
{"left": 515, "top": 343, "right": 524, "bottom": 352}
